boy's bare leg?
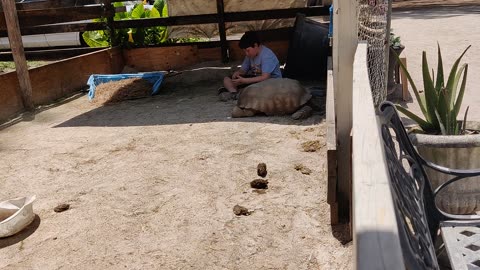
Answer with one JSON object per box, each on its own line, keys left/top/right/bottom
{"left": 223, "top": 77, "right": 239, "bottom": 93}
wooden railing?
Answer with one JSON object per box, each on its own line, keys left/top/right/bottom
{"left": 351, "top": 41, "right": 405, "bottom": 269}
{"left": 0, "top": 0, "right": 329, "bottom": 63}
{"left": 0, "top": 5, "right": 330, "bottom": 36}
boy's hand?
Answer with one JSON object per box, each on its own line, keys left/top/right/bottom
{"left": 232, "top": 76, "right": 245, "bottom": 85}
{"left": 232, "top": 71, "right": 241, "bottom": 79}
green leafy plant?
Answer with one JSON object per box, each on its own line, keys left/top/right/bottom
{"left": 394, "top": 44, "right": 471, "bottom": 135}
{"left": 390, "top": 34, "right": 402, "bottom": 48}
{"left": 82, "top": 1, "right": 168, "bottom": 48}
{"left": 389, "top": 29, "right": 402, "bottom": 49}
{"left": 0, "top": 61, "right": 49, "bottom": 73}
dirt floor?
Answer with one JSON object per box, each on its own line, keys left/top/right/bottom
{"left": 0, "top": 63, "right": 352, "bottom": 269}
{"left": 392, "top": 0, "right": 480, "bottom": 9}
{"left": 3, "top": 1, "right": 477, "bottom": 268}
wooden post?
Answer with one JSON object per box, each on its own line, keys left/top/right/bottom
{"left": 332, "top": 0, "right": 357, "bottom": 223}
{"left": 384, "top": 0, "right": 392, "bottom": 103}
{"left": 326, "top": 57, "right": 338, "bottom": 225}
{"left": 400, "top": 57, "right": 411, "bottom": 101}
{"left": 104, "top": 0, "right": 115, "bottom": 46}
{"left": 1, "top": 0, "right": 34, "bottom": 111}
{"left": 352, "top": 42, "right": 405, "bottom": 269}
{"left": 216, "top": 0, "right": 228, "bottom": 63}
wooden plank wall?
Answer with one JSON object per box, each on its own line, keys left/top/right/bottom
{"left": 352, "top": 42, "right": 405, "bottom": 270}
{"left": 123, "top": 46, "right": 202, "bottom": 72}
{"left": 0, "top": 71, "right": 23, "bottom": 121}
{"left": 0, "top": 47, "right": 123, "bottom": 122}
{"left": 30, "top": 47, "right": 123, "bottom": 105}
{"left": 122, "top": 40, "right": 290, "bottom": 72}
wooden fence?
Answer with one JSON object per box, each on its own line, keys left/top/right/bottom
{"left": 351, "top": 41, "right": 404, "bottom": 269}
{"left": 0, "top": 0, "right": 329, "bottom": 61}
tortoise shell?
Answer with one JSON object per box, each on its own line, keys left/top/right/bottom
{"left": 236, "top": 78, "right": 311, "bottom": 116}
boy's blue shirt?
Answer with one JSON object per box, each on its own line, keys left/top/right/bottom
{"left": 241, "top": 45, "right": 282, "bottom": 78}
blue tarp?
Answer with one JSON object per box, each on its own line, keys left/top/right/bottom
{"left": 87, "top": 72, "right": 165, "bottom": 100}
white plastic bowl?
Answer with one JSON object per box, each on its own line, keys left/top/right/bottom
{"left": 0, "top": 196, "right": 36, "bottom": 238}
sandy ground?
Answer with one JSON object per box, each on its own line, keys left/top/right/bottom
{"left": 3, "top": 3, "right": 476, "bottom": 268}
{"left": 392, "top": 0, "right": 480, "bottom": 9}
{"left": 391, "top": 4, "right": 480, "bottom": 122}
{"left": 0, "top": 63, "right": 351, "bottom": 269}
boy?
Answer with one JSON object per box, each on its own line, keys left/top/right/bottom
{"left": 218, "top": 31, "right": 282, "bottom": 100}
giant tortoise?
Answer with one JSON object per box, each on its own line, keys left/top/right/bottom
{"left": 231, "top": 78, "right": 312, "bottom": 119}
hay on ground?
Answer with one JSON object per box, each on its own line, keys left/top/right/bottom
{"left": 92, "top": 78, "right": 153, "bottom": 105}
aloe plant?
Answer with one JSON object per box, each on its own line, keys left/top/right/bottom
{"left": 394, "top": 44, "right": 471, "bottom": 135}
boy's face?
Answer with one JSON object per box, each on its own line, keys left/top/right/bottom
{"left": 243, "top": 43, "right": 260, "bottom": 58}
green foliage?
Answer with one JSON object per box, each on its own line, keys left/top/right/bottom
{"left": 394, "top": 44, "right": 471, "bottom": 135}
{"left": 389, "top": 29, "right": 402, "bottom": 48}
{"left": 153, "top": 0, "right": 167, "bottom": 17}
{"left": 83, "top": 1, "right": 169, "bottom": 48}
{"left": 165, "top": 37, "right": 209, "bottom": 44}
{"left": 82, "top": 29, "right": 110, "bottom": 47}
{"left": 0, "top": 61, "right": 49, "bottom": 73}
{"left": 390, "top": 34, "right": 401, "bottom": 48}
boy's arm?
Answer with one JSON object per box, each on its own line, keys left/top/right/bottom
{"left": 235, "top": 56, "right": 251, "bottom": 78}
{"left": 232, "top": 68, "right": 246, "bottom": 79}
{"left": 234, "top": 73, "right": 271, "bottom": 84}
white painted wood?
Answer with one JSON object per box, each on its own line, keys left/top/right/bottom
{"left": 332, "top": 0, "right": 357, "bottom": 222}
{"left": 352, "top": 42, "right": 405, "bottom": 270}
{"left": 326, "top": 56, "right": 335, "bottom": 153}
{"left": 326, "top": 56, "right": 338, "bottom": 223}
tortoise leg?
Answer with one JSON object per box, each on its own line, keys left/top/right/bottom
{"left": 232, "top": 106, "right": 256, "bottom": 118}
{"left": 291, "top": 105, "right": 313, "bottom": 120}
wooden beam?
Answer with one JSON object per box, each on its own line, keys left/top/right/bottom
{"left": 0, "top": 23, "right": 294, "bottom": 43}
{"left": 216, "top": 0, "right": 228, "bottom": 63}
{"left": 352, "top": 41, "right": 405, "bottom": 270}
{"left": 104, "top": 0, "right": 115, "bottom": 46}
{"left": 0, "top": 47, "right": 106, "bottom": 61}
{"left": 1, "top": 0, "right": 34, "bottom": 111}
{"left": 400, "top": 57, "right": 411, "bottom": 101}
{"left": 0, "top": 6, "right": 328, "bottom": 35}
{"left": 332, "top": 0, "right": 356, "bottom": 223}
{"left": 0, "top": 22, "right": 105, "bottom": 37}
{"left": 225, "top": 6, "right": 329, "bottom": 22}
{"left": 1, "top": 0, "right": 95, "bottom": 11}
{"left": 0, "top": 0, "right": 126, "bottom": 11}
{"left": 326, "top": 56, "right": 338, "bottom": 225}
{"left": 113, "top": 6, "right": 329, "bottom": 29}
{"left": 0, "top": 6, "right": 114, "bottom": 30}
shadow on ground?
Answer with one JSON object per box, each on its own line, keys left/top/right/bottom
{"left": 0, "top": 215, "right": 41, "bottom": 250}
{"left": 331, "top": 223, "right": 352, "bottom": 245}
{"left": 393, "top": 5, "right": 480, "bottom": 20}
{"left": 54, "top": 70, "right": 326, "bottom": 128}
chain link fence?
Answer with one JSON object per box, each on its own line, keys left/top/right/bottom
{"left": 357, "top": 0, "right": 391, "bottom": 107}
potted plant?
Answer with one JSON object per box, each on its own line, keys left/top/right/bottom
{"left": 387, "top": 31, "right": 405, "bottom": 96}
{"left": 394, "top": 44, "right": 480, "bottom": 214}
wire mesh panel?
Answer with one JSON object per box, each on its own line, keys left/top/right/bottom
{"left": 357, "top": 0, "right": 390, "bottom": 107}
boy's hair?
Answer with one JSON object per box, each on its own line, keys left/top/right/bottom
{"left": 239, "top": 31, "right": 260, "bottom": 49}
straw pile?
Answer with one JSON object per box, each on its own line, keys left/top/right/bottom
{"left": 92, "top": 78, "right": 153, "bottom": 105}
